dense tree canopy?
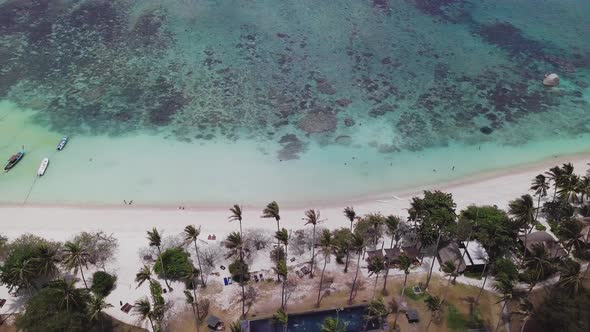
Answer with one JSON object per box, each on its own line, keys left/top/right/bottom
{"left": 460, "top": 205, "right": 518, "bottom": 261}
{"left": 16, "top": 279, "right": 92, "bottom": 332}
{"left": 153, "top": 247, "right": 193, "bottom": 280}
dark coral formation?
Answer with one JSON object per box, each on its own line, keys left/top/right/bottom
{"left": 298, "top": 108, "right": 337, "bottom": 134}
{"left": 278, "top": 134, "right": 306, "bottom": 160}
{"left": 0, "top": 0, "right": 588, "bottom": 160}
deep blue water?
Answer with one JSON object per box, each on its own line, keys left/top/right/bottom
{"left": 248, "top": 306, "right": 378, "bottom": 332}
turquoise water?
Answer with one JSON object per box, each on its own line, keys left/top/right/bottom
{"left": 0, "top": 0, "right": 589, "bottom": 207}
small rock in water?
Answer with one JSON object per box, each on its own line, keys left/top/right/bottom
{"left": 543, "top": 73, "right": 560, "bottom": 87}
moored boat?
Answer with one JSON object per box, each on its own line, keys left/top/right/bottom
{"left": 4, "top": 147, "right": 25, "bottom": 171}
{"left": 57, "top": 136, "right": 68, "bottom": 150}
{"left": 37, "top": 158, "right": 49, "bottom": 176}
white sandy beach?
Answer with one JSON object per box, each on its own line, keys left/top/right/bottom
{"left": 1, "top": 156, "right": 589, "bottom": 330}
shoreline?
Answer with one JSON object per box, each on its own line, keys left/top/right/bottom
{"left": 1, "top": 152, "right": 589, "bottom": 329}
{"left": 1, "top": 150, "right": 588, "bottom": 211}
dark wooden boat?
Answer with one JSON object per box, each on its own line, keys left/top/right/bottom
{"left": 4, "top": 147, "right": 25, "bottom": 171}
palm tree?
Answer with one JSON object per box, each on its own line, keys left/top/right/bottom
{"left": 275, "top": 228, "right": 289, "bottom": 262}
{"left": 316, "top": 229, "right": 333, "bottom": 307}
{"left": 183, "top": 225, "right": 206, "bottom": 287}
{"left": 304, "top": 209, "right": 320, "bottom": 278}
{"left": 558, "top": 258, "right": 585, "bottom": 296}
{"left": 348, "top": 233, "right": 365, "bottom": 305}
{"left": 32, "top": 243, "right": 60, "bottom": 279}
{"left": 364, "top": 297, "right": 388, "bottom": 331}
{"left": 509, "top": 194, "right": 535, "bottom": 263}
{"left": 273, "top": 308, "right": 288, "bottom": 332}
{"left": 226, "top": 221, "right": 246, "bottom": 317}
{"left": 224, "top": 231, "right": 244, "bottom": 258}
{"left": 6, "top": 258, "right": 35, "bottom": 294}
{"left": 135, "top": 265, "right": 153, "bottom": 288}
{"left": 494, "top": 277, "right": 515, "bottom": 332}
{"left": 576, "top": 175, "right": 590, "bottom": 202}
{"left": 425, "top": 295, "right": 443, "bottom": 332}
{"left": 441, "top": 260, "right": 457, "bottom": 302}
{"left": 229, "top": 204, "right": 244, "bottom": 237}
{"left": 147, "top": 228, "right": 172, "bottom": 291}
{"left": 62, "top": 241, "right": 90, "bottom": 289}
{"left": 545, "top": 166, "right": 563, "bottom": 201}
{"left": 262, "top": 201, "right": 281, "bottom": 232}
{"left": 184, "top": 266, "right": 202, "bottom": 331}
{"left": 530, "top": 174, "right": 549, "bottom": 222}
{"left": 343, "top": 206, "right": 357, "bottom": 273}
{"left": 424, "top": 230, "right": 442, "bottom": 290}
{"left": 51, "top": 278, "right": 85, "bottom": 312}
{"left": 392, "top": 254, "right": 412, "bottom": 329}
{"left": 559, "top": 173, "right": 580, "bottom": 203}
{"left": 475, "top": 262, "right": 489, "bottom": 306}
{"left": 320, "top": 316, "right": 344, "bottom": 332}
{"left": 385, "top": 215, "right": 400, "bottom": 248}
{"left": 523, "top": 244, "right": 555, "bottom": 290}
{"left": 273, "top": 260, "right": 288, "bottom": 309}
{"left": 229, "top": 321, "right": 245, "bottom": 332}
{"left": 88, "top": 295, "right": 113, "bottom": 330}
{"left": 367, "top": 256, "right": 385, "bottom": 299}
{"left": 134, "top": 297, "right": 157, "bottom": 332}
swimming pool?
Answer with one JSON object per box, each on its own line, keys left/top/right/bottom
{"left": 248, "top": 305, "right": 379, "bottom": 332}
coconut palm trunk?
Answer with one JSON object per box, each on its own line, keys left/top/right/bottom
{"left": 426, "top": 314, "right": 434, "bottom": 332}
{"left": 495, "top": 300, "right": 508, "bottom": 332}
{"left": 344, "top": 232, "right": 352, "bottom": 273}
{"left": 348, "top": 250, "right": 362, "bottom": 304}
{"left": 310, "top": 225, "right": 316, "bottom": 278}
{"left": 192, "top": 280, "right": 201, "bottom": 332}
{"left": 316, "top": 255, "right": 328, "bottom": 307}
{"left": 192, "top": 239, "right": 206, "bottom": 287}
{"left": 79, "top": 261, "right": 88, "bottom": 289}
{"left": 382, "top": 262, "right": 390, "bottom": 295}
{"left": 425, "top": 232, "right": 442, "bottom": 289}
{"left": 393, "top": 272, "right": 409, "bottom": 329}
{"left": 475, "top": 266, "right": 488, "bottom": 305}
{"left": 373, "top": 273, "right": 379, "bottom": 299}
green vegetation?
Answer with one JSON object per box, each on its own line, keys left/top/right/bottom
{"left": 229, "top": 259, "right": 250, "bottom": 283}
{"left": 91, "top": 271, "right": 117, "bottom": 297}
{"left": 153, "top": 247, "right": 193, "bottom": 280}
{"left": 446, "top": 304, "right": 483, "bottom": 331}
{"left": 463, "top": 271, "right": 483, "bottom": 280}
{"left": 16, "top": 279, "right": 92, "bottom": 332}
{"left": 404, "top": 287, "right": 427, "bottom": 301}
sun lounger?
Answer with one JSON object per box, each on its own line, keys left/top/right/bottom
{"left": 290, "top": 257, "right": 296, "bottom": 262}
{"left": 224, "top": 277, "right": 229, "bottom": 286}
{"left": 295, "top": 270, "right": 303, "bottom": 278}
{"left": 120, "top": 303, "right": 132, "bottom": 314}
{"left": 254, "top": 275, "right": 259, "bottom": 282}
{"left": 0, "top": 299, "right": 6, "bottom": 308}
{"left": 220, "top": 265, "right": 226, "bottom": 270}
{"left": 259, "top": 273, "right": 263, "bottom": 280}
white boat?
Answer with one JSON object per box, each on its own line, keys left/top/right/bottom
{"left": 37, "top": 158, "right": 49, "bottom": 176}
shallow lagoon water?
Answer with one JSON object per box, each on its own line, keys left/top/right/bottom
{"left": 0, "top": 1, "right": 589, "bottom": 207}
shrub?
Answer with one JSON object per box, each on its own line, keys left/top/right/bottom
{"left": 154, "top": 247, "right": 193, "bottom": 280}
{"left": 229, "top": 259, "right": 250, "bottom": 282}
{"left": 90, "top": 271, "right": 117, "bottom": 297}
{"left": 535, "top": 223, "right": 546, "bottom": 231}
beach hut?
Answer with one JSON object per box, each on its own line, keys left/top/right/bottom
{"left": 365, "top": 249, "right": 384, "bottom": 262}
{"left": 543, "top": 73, "right": 560, "bottom": 86}
{"left": 207, "top": 315, "right": 225, "bottom": 331}
{"left": 384, "top": 247, "right": 401, "bottom": 265}
{"left": 459, "top": 241, "right": 488, "bottom": 273}
{"left": 437, "top": 242, "right": 466, "bottom": 274}
{"left": 518, "top": 231, "right": 566, "bottom": 259}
